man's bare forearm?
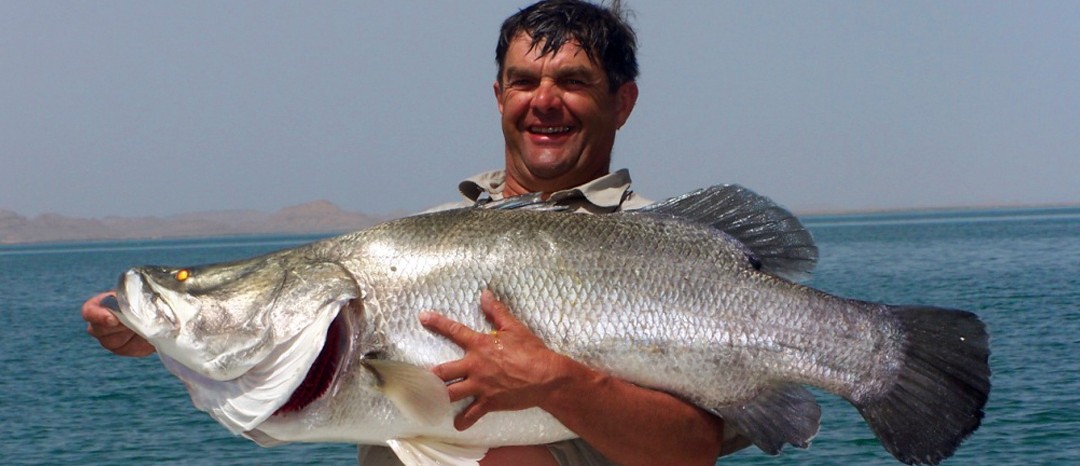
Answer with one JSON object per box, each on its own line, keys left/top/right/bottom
{"left": 539, "top": 355, "right": 724, "bottom": 466}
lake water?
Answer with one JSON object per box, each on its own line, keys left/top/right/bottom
{"left": 2, "top": 207, "right": 1078, "bottom": 465}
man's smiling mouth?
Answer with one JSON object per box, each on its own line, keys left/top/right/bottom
{"left": 530, "top": 126, "right": 572, "bottom": 135}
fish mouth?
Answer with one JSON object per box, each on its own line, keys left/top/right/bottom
{"left": 272, "top": 303, "right": 351, "bottom": 415}
{"left": 112, "top": 270, "right": 187, "bottom": 348}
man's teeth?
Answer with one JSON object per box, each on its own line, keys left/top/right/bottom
{"left": 531, "top": 126, "right": 571, "bottom": 134}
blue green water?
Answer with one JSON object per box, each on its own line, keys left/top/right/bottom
{"left": 2, "top": 208, "right": 1078, "bottom": 465}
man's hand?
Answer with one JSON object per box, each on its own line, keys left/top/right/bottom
{"left": 81, "top": 291, "right": 155, "bottom": 357}
{"left": 420, "top": 290, "right": 727, "bottom": 466}
{"left": 420, "top": 290, "right": 574, "bottom": 430}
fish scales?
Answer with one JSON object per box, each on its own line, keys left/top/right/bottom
{"left": 319, "top": 208, "right": 899, "bottom": 416}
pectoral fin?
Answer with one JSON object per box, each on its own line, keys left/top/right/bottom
{"left": 386, "top": 438, "right": 487, "bottom": 466}
{"left": 362, "top": 358, "right": 451, "bottom": 425}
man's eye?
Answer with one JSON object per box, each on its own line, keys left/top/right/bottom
{"left": 563, "top": 79, "right": 587, "bottom": 88}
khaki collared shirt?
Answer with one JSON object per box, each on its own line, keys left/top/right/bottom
{"left": 426, "top": 168, "right": 652, "bottom": 214}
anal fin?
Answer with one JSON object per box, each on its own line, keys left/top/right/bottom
{"left": 713, "top": 384, "right": 821, "bottom": 455}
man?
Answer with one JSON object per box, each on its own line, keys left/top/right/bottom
{"left": 83, "top": 1, "right": 733, "bottom": 465}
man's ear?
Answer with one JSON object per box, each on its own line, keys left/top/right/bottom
{"left": 614, "top": 81, "right": 638, "bottom": 128}
{"left": 493, "top": 80, "right": 505, "bottom": 115}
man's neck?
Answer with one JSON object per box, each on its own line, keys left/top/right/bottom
{"left": 503, "top": 166, "right": 610, "bottom": 199}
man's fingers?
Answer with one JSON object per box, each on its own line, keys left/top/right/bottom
{"left": 421, "top": 310, "right": 499, "bottom": 350}
{"left": 480, "top": 290, "right": 521, "bottom": 330}
{"left": 82, "top": 291, "right": 156, "bottom": 357}
{"left": 118, "top": 340, "right": 156, "bottom": 357}
{"left": 430, "top": 359, "right": 469, "bottom": 383}
{"left": 86, "top": 322, "right": 130, "bottom": 339}
{"left": 454, "top": 400, "right": 488, "bottom": 431}
{"left": 94, "top": 330, "right": 131, "bottom": 349}
{"left": 445, "top": 379, "right": 478, "bottom": 403}
{"left": 418, "top": 312, "right": 471, "bottom": 340}
{"left": 82, "top": 292, "right": 119, "bottom": 327}
{"left": 90, "top": 324, "right": 155, "bottom": 356}
{"left": 422, "top": 291, "right": 523, "bottom": 343}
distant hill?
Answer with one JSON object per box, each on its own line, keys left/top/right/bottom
{"left": 0, "top": 201, "right": 396, "bottom": 245}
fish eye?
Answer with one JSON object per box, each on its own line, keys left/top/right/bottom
{"left": 175, "top": 269, "right": 190, "bottom": 282}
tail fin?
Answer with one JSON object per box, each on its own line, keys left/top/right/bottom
{"left": 856, "top": 306, "right": 990, "bottom": 465}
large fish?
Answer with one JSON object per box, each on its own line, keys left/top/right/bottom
{"left": 109, "top": 185, "right": 990, "bottom": 465}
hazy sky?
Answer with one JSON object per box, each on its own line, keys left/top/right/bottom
{"left": 4, "top": 1, "right": 1078, "bottom": 218}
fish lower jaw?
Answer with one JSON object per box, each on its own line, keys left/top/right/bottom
{"left": 118, "top": 271, "right": 183, "bottom": 339}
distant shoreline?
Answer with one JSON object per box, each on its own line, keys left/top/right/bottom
{"left": 796, "top": 201, "right": 1080, "bottom": 217}
{"left": 0, "top": 200, "right": 398, "bottom": 246}
{"left": 2, "top": 201, "right": 1077, "bottom": 246}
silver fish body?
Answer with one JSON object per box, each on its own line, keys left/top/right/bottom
{"left": 113, "top": 186, "right": 989, "bottom": 465}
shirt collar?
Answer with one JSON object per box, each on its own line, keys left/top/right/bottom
{"left": 458, "top": 168, "right": 634, "bottom": 209}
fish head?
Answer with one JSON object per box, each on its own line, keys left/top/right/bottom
{"left": 114, "top": 252, "right": 361, "bottom": 433}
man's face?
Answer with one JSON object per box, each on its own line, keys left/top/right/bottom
{"left": 495, "top": 33, "right": 637, "bottom": 189}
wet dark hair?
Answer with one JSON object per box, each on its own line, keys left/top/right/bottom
{"left": 495, "top": 0, "right": 638, "bottom": 93}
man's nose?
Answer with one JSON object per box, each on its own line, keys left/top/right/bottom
{"left": 531, "top": 80, "right": 563, "bottom": 113}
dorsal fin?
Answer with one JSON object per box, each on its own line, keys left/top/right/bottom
{"left": 633, "top": 184, "right": 818, "bottom": 281}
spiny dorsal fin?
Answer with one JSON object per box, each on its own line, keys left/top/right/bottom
{"left": 633, "top": 184, "right": 818, "bottom": 281}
